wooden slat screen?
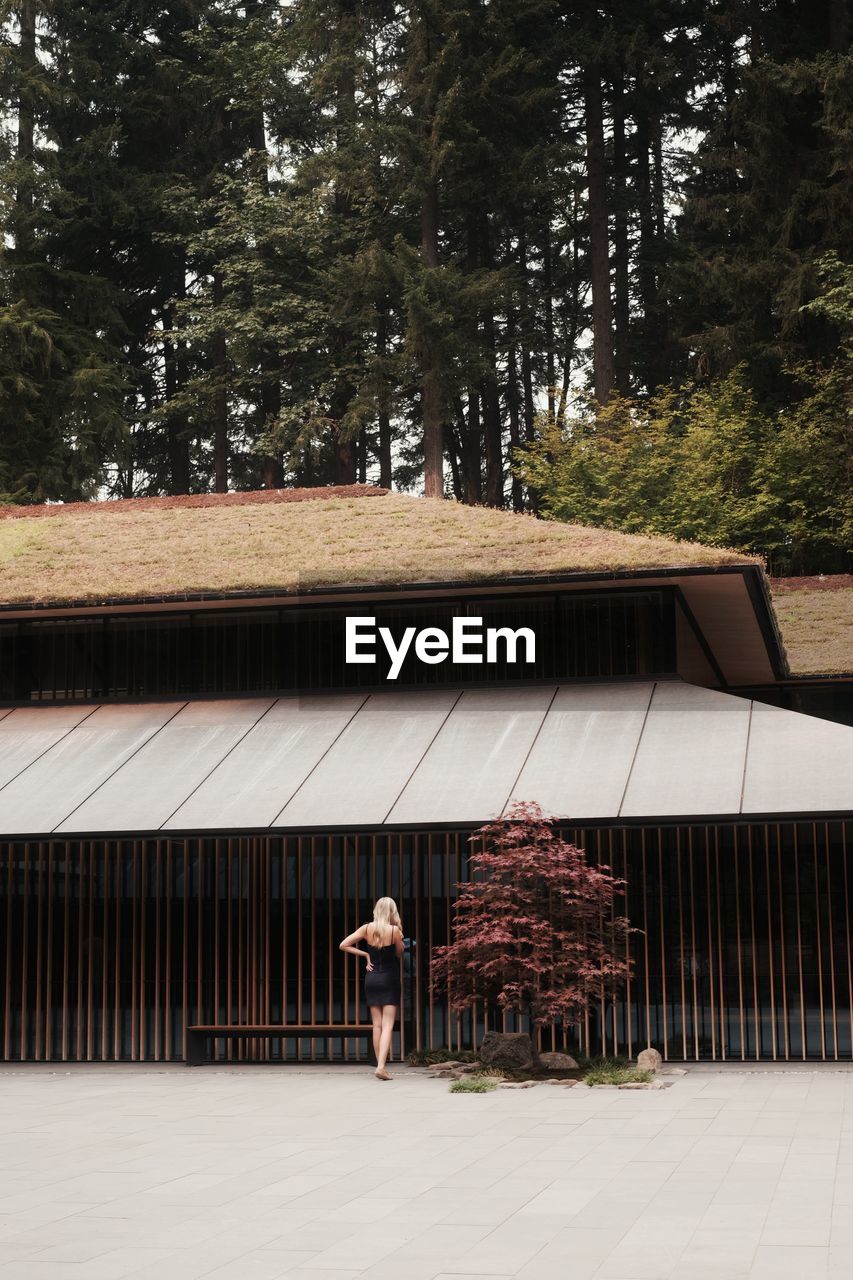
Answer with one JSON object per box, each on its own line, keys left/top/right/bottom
{"left": 0, "top": 821, "right": 850, "bottom": 1062}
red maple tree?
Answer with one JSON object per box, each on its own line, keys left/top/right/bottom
{"left": 431, "top": 802, "right": 632, "bottom": 1032}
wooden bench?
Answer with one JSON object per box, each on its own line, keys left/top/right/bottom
{"left": 185, "top": 1024, "right": 376, "bottom": 1066}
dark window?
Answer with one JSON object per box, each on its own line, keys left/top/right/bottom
{"left": 0, "top": 589, "right": 676, "bottom": 703}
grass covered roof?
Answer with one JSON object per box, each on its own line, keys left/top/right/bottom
{"left": 0, "top": 487, "right": 750, "bottom": 607}
{"left": 771, "top": 577, "right": 853, "bottom": 676}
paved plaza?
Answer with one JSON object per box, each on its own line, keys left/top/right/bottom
{"left": 0, "top": 1064, "right": 852, "bottom": 1279}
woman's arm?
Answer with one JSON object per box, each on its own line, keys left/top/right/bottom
{"left": 339, "top": 924, "right": 372, "bottom": 970}
{"left": 393, "top": 926, "right": 405, "bottom": 958}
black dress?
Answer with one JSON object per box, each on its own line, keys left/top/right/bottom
{"left": 364, "top": 936, "right": 401, "bottom": 1008}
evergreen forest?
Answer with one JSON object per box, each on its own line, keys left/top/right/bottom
{"left": 0, "top": 2, "right": 850, "bottom": 572}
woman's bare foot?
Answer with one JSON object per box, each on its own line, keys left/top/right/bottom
{"left": 374, "top": 1067, "right": 392, "bottom": 1081}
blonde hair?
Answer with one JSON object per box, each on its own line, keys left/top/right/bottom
{"left": 368, "top": 896, "right": 402, "bottom": 944}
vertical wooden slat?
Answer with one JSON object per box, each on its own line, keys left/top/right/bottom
{"left": 4, "top": 846, "right": 13, "bottom": 1061}
{"left": 676, "top": 829, "right": 686, "bottom": 1060}
{"left": 46, "top": 845, "right": 55, "bottom": 1061}
{"left": 747, "top": 827, "right": 760, "bottom": 1059}
{"left": 76, "top": 843, "right": 85, "bottom": 1061}
{"left": 776, "top": 826, "right": 790, "bottom": 1060}
{"left": 657, "top": 830, "right": 668, "bottom": 1060}
{"left": 213, "top": 841, "right": 220, "bottom": 1059}
{"left": 181, "top": 843, "right": 188, "bottom": 1062}
{"left": 427, "top": 833, "right": 434, "bottom": 1048}
{"left": 811, "top": 823, "right": 826, "bottom": 1060}
{"left": 310, "top": 836, "right": 317, "bottom": 1059}
{"left": 824, "top": 824, "right": 838, "bottom": 1061}
{"left": 641, "top": 830, "right": 650, "bottom": 1050}
{"left": 842, "top": 821, "right": 852, "bottom": 1061}
{"left": 296, "top": 836, "right": 302, "bottom": 1060}
{"left": 732, "top": 827, "right": 745, "bottom": 1061}
{"left": 62, "top": 845, "right": 70, "bottom": 1061}
{"left": 35, "top": 843, "right": 44, "bottom": 1060}
{"left": 154, "top": 843, "right": 162, "bottom": 1061}
{"left": 21, "top": 845, "right": 30, "bottom": 1060}
{"left": 139, "top": 844, "right": 147, "bottom": 1061}
{"left": 87, "top": 843, "right": 95, "bottom": 1061}
{"left": 714, "top": 828, "right": 726, "bottom": 1060}
{"left": 764, "top": 827, "right": 778, "bottom": 1061}
{"left": 687, "top": 828, "right": 699, "bottom": 1061}
{"left": 623, "top": 828, "right": 632, "bottom": 1061}
{"left": 328, "top": 838, "right": 333, "bottom": 1057}
{"left": 101, "top": 845, "right": 109, "bottom": 1061}
{"left": 115, "top": 844, "right": 122, "bottom": 1061}
{"left": 165, "top": 844, "right": 172, "bottom": 1062}
{"left": 793, "top": 826, "right": 806, "bottom": 1059}
{"left": 227, "top": 839, "right": 234, "bottom": 1060}
{"left": 196, "top": 843, "right": 204, "bottom": 1055}
{"left": 265, "top": 839, "right": 271, "bottom": 1053}
{"left": 704, "top": 830, "right": 717, "bottom": 1060}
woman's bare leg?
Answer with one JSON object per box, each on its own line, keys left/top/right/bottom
{"left": 376, "top": 1005, "right": 397, "bottom": 1076}
{"left": 369, "top": 1006, "right": 382, "bottom": 1065}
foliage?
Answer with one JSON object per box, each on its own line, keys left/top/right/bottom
{"left": 516, "top": 347, "right": 852, "bottom": 575}
{"left": 406, "top": 1046, "right": 477, "bottom": 1066}
{"left": 583, "top": 1063, "right": 652, "bottom": 1086}
{"left": 449, "top": 1074, "right": 498, "bottom": 1094}
{"left": 431, "top": 802, "right": 632, "bottom": 1032}
{"left": 0, "top": 1, "right": 848, "bottom": 566}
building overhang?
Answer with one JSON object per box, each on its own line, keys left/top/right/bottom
{"left": 0, "top": 563, "right": 786, "bottom": 688}
{"left": 0, "top": 680, "right": 849, "bottom": 840}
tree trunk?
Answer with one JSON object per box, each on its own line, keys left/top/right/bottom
{"left": 465, "top": 385, "right": 482, "bottom": 504}
{"left": 829, "top": 0, "right": 849, "bottom": 50}
{"left": 543, "top": 220, "right": 556, "bottom": 419}
{"left": 14, "top": 0, "right": 36, "bottom": 285}
{"left": 583, "top": 67, "right": 615, "bottom": 404}
{"left": 557, "top": 187, "right": 582, "bottom": 425}
{"left": 376, "top": 307, "right": 392, "bottom": 489}
{"left": 445, "top": 419, "right": 463, "bottom": 501}
{"left": 635, "top": 96, "right": 668, "bottom": 392}
{"left": 331, "top": 0, "right": 358, "bottom": 487}
{"left": 480, "top": 216, "right": 503, "bottom": 507}
{"left": 246, "top": 99, "right": 283, "bottom": 489}
{"left": 611, "top": 66, "right": 631, "bottom": 396}
{"left": 421, "top": 176, "right": 444, "bottom": 498}
{"left": 211, "top": 270, "right": 228, "bottom": 493}
{"left": 505, "top": 312, "right": 525, "bottom": 513}
{"left": 163, "top": 306, "right": 190, "bottom": 496}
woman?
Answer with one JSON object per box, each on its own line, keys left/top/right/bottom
{"left": 339, "top": 897, "right": 404, "bottom": 1080}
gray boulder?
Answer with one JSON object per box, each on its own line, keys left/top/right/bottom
{"left": 537, "top": 1051, "right": 579, "bottom": 1071}
{"left": 636, "top": 1047, "right": 663, "bottom": 1073}
{"left": 478, "top": 1031, "right": 534, "bottom": 1070}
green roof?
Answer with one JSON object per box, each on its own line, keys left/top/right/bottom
{"left": 0, "top": 489, "right": 752, "bottom": 607}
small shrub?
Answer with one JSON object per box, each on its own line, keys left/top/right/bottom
{"left": 575, "top": 1053, "right": 631, "bottom": 1073}
{"left": 582, "top": 1063, "right": 652, "bottom": 1086}
{"left": 406, "top": 1047, "right": 477, "bottom": 1066}
{"left": 449, "top": 1074, "right": 498, "bottom": 1094}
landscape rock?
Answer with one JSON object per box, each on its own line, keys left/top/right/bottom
{"left": 618, "top": 1081, "right": 652, "bottom": 1090}
{"left": 498, "top": 1080, "right": 538, "bottom": 1089}
{"left": 636, "top": 1047, "right": 663, "bottom": 1073}
{"left": 537, "top": 1051, "right": 579, "bottom": 1071}
{"left": 479, "top": 1031, "right": 534, "bottom": 1071}
{"left": 661, "top": 1066, "right": 688, "bottom": 1076}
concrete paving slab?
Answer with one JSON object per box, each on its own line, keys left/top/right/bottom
{"left": 1, "top": 1064, "right": 852, "bottom": 1279}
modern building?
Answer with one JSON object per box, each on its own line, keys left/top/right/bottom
{"left": 1, "top": 489, "right": 851, "bottom": 1064}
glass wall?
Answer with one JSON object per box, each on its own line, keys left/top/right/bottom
{"left": 1, "top": 819, "right": 850, "bottom": 1063}
{"left": 0, "top": 589, "right": 675, "bottom": 702}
